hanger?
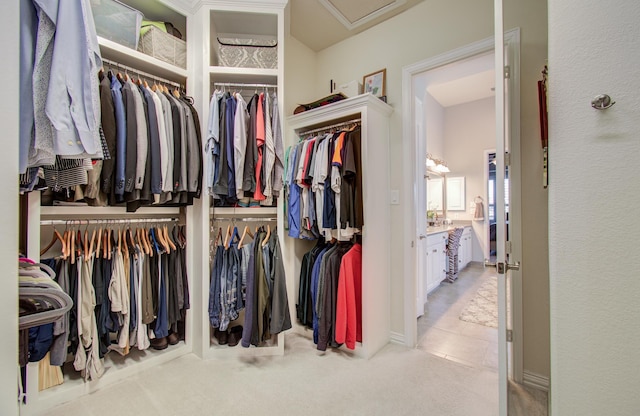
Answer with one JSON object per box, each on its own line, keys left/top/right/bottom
{"left": 261, "top": 224, "right": 271, "bottom": 247}
{"left": 158, "top": 225, "right": 171, "bottom": 253}
{"left": 107, "top": 227, "right": 113, "bottom": 260}
{"left": 223, "top": 224, "right": 232, "bottom": 248}
{"left": 95, "top": 225, "right": 102, "bottom": 259}
{"left": 70, "top": 226, "right": 76, "bottom": 264}
{"left": 83, "top": 225, "right": 89, "bottom": 259}
{"left": 238, "top": 225, "right": 254, "bottom": 249}
{"left": 136, "top": 227, "right": 148, "bottom": 255}
{"left": 164, "top": 224, "right": 177, "bottom": 251}
{"left": 40, "top": 226, "right": 66, "bottom": 258}
{"left": 87, "top": 227, "right": 96, "bottom": 258}
{"left": 214, "top": 227, "right": 222, "bottom": 247}
{"left": 117, "top": 227, "right": 123, "bottom": 257}
{"left": 227, "top": 226, "right": 240, "bottom": 249}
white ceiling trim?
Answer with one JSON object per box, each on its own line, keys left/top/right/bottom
{"left": 318, "top": 0, "right": 407, "bottom": 31}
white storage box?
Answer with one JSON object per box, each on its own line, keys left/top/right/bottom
{"left": 217, "top": 37, "right": 277, "bottom": 69}
{"left": 90, "top": 0, "right": 143, "bottom": 50}
{"left": 336, "top": 80, "right": 363, "bottom": 98}
{"left": 138, "top": 26, "right": 187, "bottom": 69}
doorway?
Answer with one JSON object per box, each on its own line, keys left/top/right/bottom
{"left": 414, "top": 51, "right": 498, "bottom": 370}
{"left": 401, "top": 29, "right": 523, "bottom": 382}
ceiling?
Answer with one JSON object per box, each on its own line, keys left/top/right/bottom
{"left": 289, "top": 0, "right": 424, "bottom": 51}
{"left": 427, "top": 70, "right": 495, "bottom": 107}
{"left": 416, "top": 52, "right": 496, "bottom": 108}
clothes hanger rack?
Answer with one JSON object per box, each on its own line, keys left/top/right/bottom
{"left": 213, "top": 82, "right": 276, "bottom": 91}
{"left": 210, "top": 217, "right": 277, "bottom": 223}
{"left": 101, "top": 58, "right": 183, "bottom": 90}
{"left": 40, "top": 218, "right": 180, "bottom": 226}
{"left": 297, "top": 118, "right": 361, "bottom": 137}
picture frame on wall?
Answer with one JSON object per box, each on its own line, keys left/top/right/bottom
{"left": 363, "top": 68, "right": 386, "bottom": 98}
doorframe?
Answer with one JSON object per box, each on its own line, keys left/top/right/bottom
{"left": 484, "top": 148, "right": 496, "bottom": 261}
{"left": 401, "top": 28, "right": 522, "bottom": 382}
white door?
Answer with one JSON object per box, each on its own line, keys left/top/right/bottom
{"left": 494, "top": 2, "right": 519, "bottom": 414}
{"left": 415, "top": 96, "right": 427, "bottom": 317}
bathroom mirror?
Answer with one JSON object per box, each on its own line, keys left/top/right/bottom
{"left": 446, "top": 176, "right": 466, "bottom": 211}
{"left": 426, "top": 176, "right": 444, "bottom": 214}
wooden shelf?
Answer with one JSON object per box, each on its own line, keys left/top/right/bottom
{"left": 99, "top": 36, "right": 188, "bottom": 83}
{"left": 40, "top": 205, "right": 182, "bottom": 218}
{"left": 208, "top": 66, "right": 278, "bottom": 85}
{"left": 210, "top": 207, "right": 277, "bottom": 216}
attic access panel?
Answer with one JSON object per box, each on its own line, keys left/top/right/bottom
{"left": 319, "top": 0, "right": 406, "bottom": 30}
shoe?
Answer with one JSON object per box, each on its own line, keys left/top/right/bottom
{"left": 167, "top": 332, "right": 179, "bottom": 345}
{"left": 177, "top": 320, "right": 186, "bottom": 341}
{"left": 227, "top": 326, "right": 243, "bottom": 347}
{"left": 214, "top": 328, "right": 228, "bottom": 345}
{"left": 150, "top": 337, "right": 168, "bottom": 350}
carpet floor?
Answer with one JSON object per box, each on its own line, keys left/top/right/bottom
{"left": 43, "top": 334, "right": 499, "bottom": 416}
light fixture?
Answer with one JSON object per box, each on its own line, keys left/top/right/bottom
{"left": 435, "top": 162, "right": 450, "bottom": 173}
{"left": 426, "top": 154, "right": 449, "bottom": 173}
{"left": 426, "top": 154, "right": 436, "bottom": 167}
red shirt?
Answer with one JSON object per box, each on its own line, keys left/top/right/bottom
{"left": 335, "top": 243, "right": 362, "bottom": 349}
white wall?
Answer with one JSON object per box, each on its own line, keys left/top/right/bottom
{"left": 283, "top": 33, "right": 317, "bottom": 116}
{"left": 0, "top": 0, "right": 19, "bottom": 414}
{"left": 305, "top": 0, "right": 549, "bottom": 378}
{"left": 549, "top": 1, "right": 640, "bottom": 414}
{"left": 443, "top": 97, "right": 495, "bottom": 261}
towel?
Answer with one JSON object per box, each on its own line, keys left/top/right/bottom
{"left": 474, "top": 200, "right": 484, "bottom": 221}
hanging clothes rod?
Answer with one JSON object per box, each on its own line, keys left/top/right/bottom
{"left": 101, "top": 58, "right": 183, "bottom": 88}
{"left": 211, "top": 217, "right": 277, "bottom": 222}
{"left": 213, "top": 82, "right": 276, "bottom": 89}
{"left": 298, "top": 118, "right": 361, "bottom": 137}
{"left": 40, "top": 217, "right": 180, "bottom": 226}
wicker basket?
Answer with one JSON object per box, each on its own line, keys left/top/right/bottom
{"left": 138, "top": 25, "right": 186, "bottom": 69}
{"left": 217, "top": 37, "right": 277, "bottom": 69}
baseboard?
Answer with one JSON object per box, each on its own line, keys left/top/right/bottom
{"left": 390, "top": 331, "right": 405, "bottom": 345}
{"left": 523, "top": 370, "right": 549, "bottom": 392}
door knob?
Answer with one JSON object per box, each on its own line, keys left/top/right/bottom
{"left": 419, "top": 234, "right": 426, "bottom": 240}
{"left": 485, "top": 259, "right": 520, "bottom": 274}
{"left": 484, "top": 259, "right": 496, "bottom": 268}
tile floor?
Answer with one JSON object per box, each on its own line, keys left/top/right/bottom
{"left": 417, "top": 262, "right": 548, "bottom": 415}
{"left": 417, "top": 262, "right": 499, "bottom": 369}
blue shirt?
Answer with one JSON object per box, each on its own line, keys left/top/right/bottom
{"left": 287, "top": 145, "right": 301, "bottom": 238}
{"left": 225, "top": 94, "right": 237, "bottom": 199}
{"left": 311, "top": 245, "right": 333, "bottom": 344}
{"left": 35, "top": 0, "right": 102, "bottom": 157}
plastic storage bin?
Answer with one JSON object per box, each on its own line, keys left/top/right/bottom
{"left": 217, "top": 37, "right": 277, "bottom": 69}
{"left": 90, "top": 0, "right": 143, "bottom": 50}
{"left": 138, "top": 25, "right": 187, "bottom": 69}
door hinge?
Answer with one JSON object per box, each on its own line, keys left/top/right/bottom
{"left": 504, "top": 65, "right": 511, "bottom": 79}
{"left": 505, "top": 152, "right": 511, "bottom": 166}
{"left": 507, "top": 329, "right": 513, "bottom": 342}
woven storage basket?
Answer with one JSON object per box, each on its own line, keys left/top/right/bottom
{"left": 138, "top": 25, "right": 186, "bottom": 69}
{"left": 217, "top": 37, "right": 277, "bottom": 69}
